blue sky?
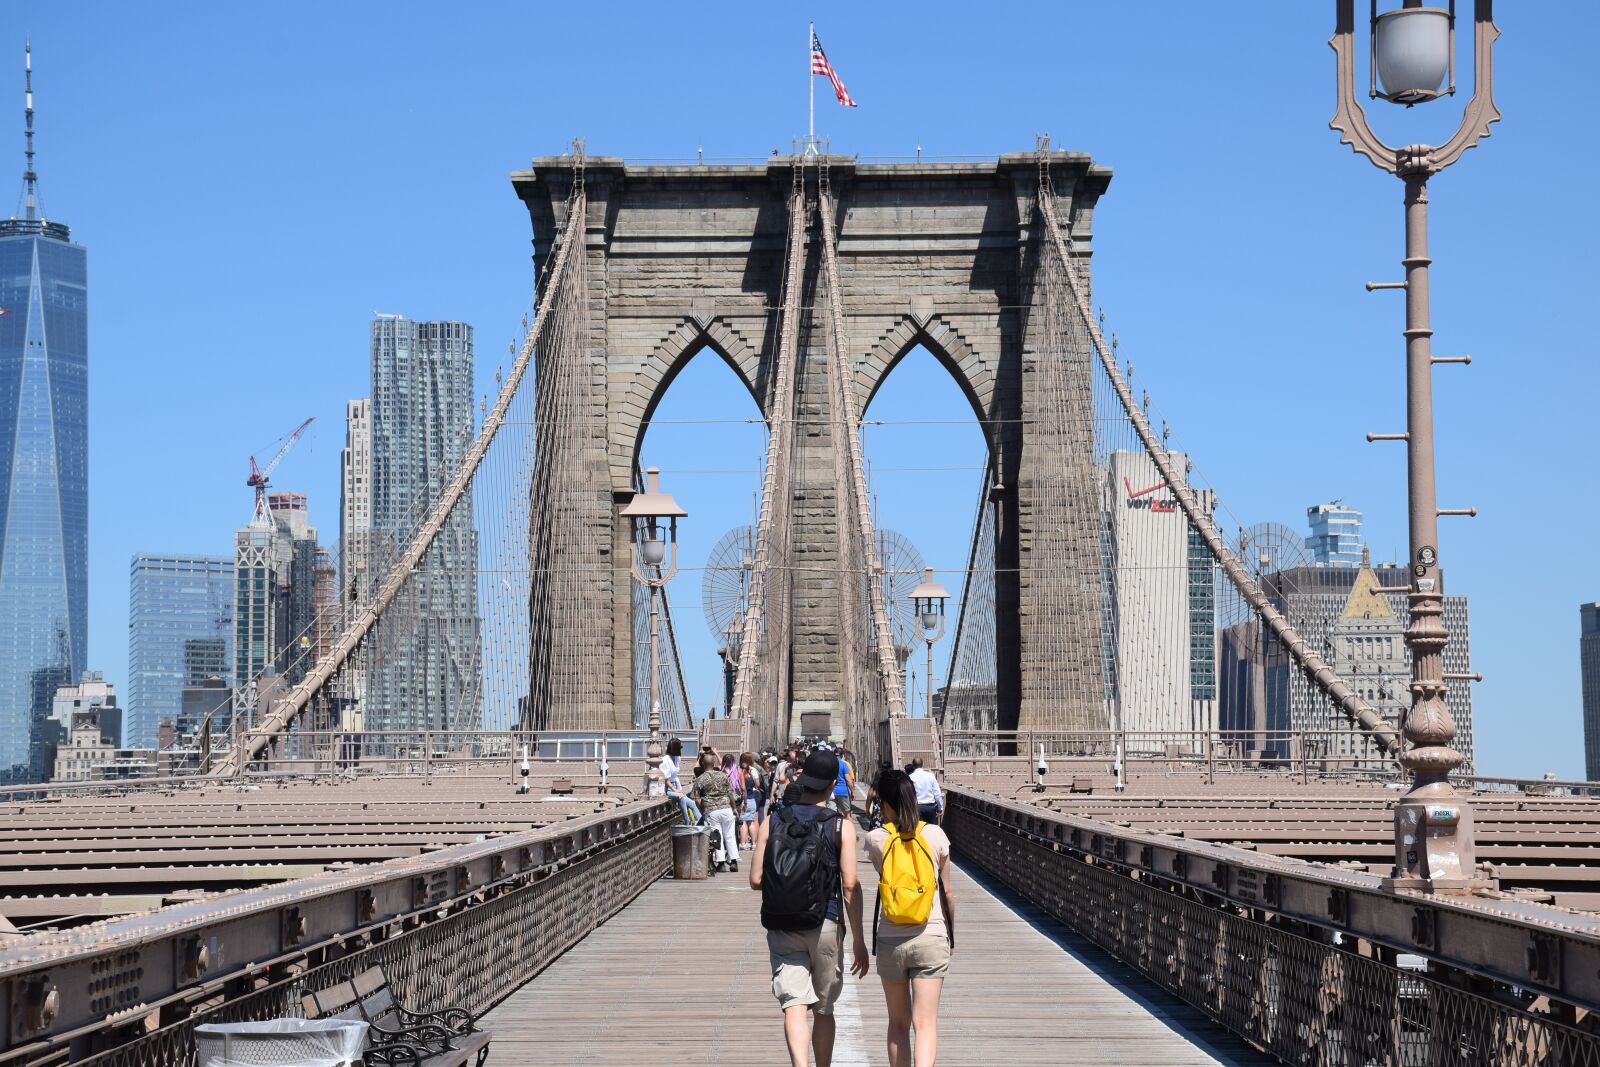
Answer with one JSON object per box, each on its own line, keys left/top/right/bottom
{"left": 10, "top": 2, "right": 1596, "bottom": 776}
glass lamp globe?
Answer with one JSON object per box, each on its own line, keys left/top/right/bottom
{"left": 920, "top": 609, "right": 940, "bottom": 631}
{"left": 640, "top": 537, "right": 667, "bottom": 567}
{"left": 1375, "top": 7, "right": 1450, "bottom": 103}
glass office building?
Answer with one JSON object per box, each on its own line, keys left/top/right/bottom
{"left": 1306, "top": 502, "right": 1364, "bottom": 569}
{"left": 0, "top": 214, "right": 87, "bottom": 775}
{"left": 360, "top": 316, "right": 481, "bottom": 734}
{"left": 127, "top": 555, "right": 233, "bottom": 748}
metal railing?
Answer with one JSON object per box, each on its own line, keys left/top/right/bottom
{"left": 945, "top": 785, "right": 1600, "bottom": 1064}
{"left": 0, "top": 730, "right": 702, "bottom": 801}
{"left": 943, "top": 728, "right": 1400, "bottom": 779}
{"left": 0, "top": 799, "right": 675, "bottom": 1066}
{"left": 941, "top": 730, "right": 1600, "bottom": 797}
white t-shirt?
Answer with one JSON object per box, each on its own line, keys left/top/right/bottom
{"left": 865, "top": 822, "right": 951, "bottom": 943}
{"left": 659, "top": 754, "right": 681, "bottom": 792}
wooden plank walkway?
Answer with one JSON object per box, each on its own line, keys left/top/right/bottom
{"left": 480, "top": 845, "right": 1269, "bottom": 1065}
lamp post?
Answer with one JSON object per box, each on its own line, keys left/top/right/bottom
{"left": 1330, "top": 0, "right": 1498, "bottom": 890}
{"left": 620, "top": 467, "right": 688, "bottom": 798}
{"left": 721, "top": 613, "right": 743, "bottom": 716}
{"left": 910, "top": 568, "right": 950, "bottom": 720}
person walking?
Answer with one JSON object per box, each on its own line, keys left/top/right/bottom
{"left": 908, "top": 757, "right": 944, "bottom": 825}
{"left": 779, "top": 746, "right": 808, "bottom": 808}
{"left": 763, "top": 753, "right": 782, "bottom": 816}
{"left": 838, "top": 738, "right": 858, "bottom": 787}
{"left": 831, "top": 746, "right": 855, "bottom": 820}
{"left": 690, "top": 751, "right": 739, "bottom": 873}
{"left": 738, "top": 751, "right": 764, "bottom": 850}
{"left": 865, "top": 768, "right": 954, "bottom": 1067}
{"left": 751, "top": 749, "right": 869, "bottom": 1067}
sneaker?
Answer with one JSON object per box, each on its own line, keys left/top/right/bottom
{"left": 730, "top": 859, "right": 739, "bottom": 872}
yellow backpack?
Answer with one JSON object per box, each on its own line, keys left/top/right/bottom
{"left": 877, "top": 821, "right": 938, "bottom": 926}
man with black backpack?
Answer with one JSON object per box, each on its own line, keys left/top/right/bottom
{"left": 750, "top": 749, "right": 869, "bottom": 1067}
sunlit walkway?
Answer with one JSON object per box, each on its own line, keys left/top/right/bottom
{"left": 480, "top": 842, "right": 1267, "bottom": 1065}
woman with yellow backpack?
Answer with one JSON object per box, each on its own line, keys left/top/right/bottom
{"left": 864, "top": 768, "right": 955, "bottom": 1067}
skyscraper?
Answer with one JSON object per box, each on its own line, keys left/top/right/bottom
{"left": 356, "top": 316, "right": 480, "bottom": 734}
{"left": 0, "top": 44, "right": 87, "bottom": 775}
{"left": 1582, "top": 603, "right": 1600, "bottom": 781}
{"left": 1103, "top": 451, "right": 1217, "bottom": 734}
{"left": 1241, "top": 558, "right": 1476, "bottom": 771}
{"left": 127, "top": 554, "right": 232, "bottom": 748}
{"left": 231, "top": 492, "right": 318, "bottom": 726}
{"left": 1307, "top": 502, "right": 1364, "bottom": 568}
{"left": 340, "top": 399, "right": 373, "bottom": 609}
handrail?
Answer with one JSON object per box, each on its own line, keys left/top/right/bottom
{"left": 947, "top": 784, "right": 1600, "bottom": 1014}
{"left": 0, "top": 798, "right": 674, "bottom": 1060}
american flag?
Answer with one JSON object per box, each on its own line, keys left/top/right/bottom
{"left": 811, "top": 30, "right": 857, "bottom": 108}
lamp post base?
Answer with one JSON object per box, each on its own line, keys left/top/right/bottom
{"left": 1384, "top": 794, "right": 1496, "bottom": 893}
{"left": 1381, "top": 875, "right": 1496, "bottom": 894}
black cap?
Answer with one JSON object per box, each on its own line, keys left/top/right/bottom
{"left": 797, "top": 749, "right": 839, "bottom": 791}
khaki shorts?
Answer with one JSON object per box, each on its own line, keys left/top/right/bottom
{"left": 876, "top": 930, "right": 951, "bottom": 982}
{"left": 767, "top": 919, "right": 844, "bottom": 1014}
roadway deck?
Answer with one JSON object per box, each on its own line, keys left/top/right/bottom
{"left": 480, "top": 848, "right": 1268, "bottom": 1066}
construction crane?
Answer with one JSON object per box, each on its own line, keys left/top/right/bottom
{"left": 247, "top": 417, "right": 314, "bottom": 525}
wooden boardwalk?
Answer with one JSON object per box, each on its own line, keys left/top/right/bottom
{"left": 479, "top": 845, "right": 1268, "bottom": 1066}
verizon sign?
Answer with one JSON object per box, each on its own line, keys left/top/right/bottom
{"left": 1123, "top": 476, "right": 1176, "bottom": 513}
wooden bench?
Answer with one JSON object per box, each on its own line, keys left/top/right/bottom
{"left": 303, "top": 966, "right": 491, "bottom": 1067}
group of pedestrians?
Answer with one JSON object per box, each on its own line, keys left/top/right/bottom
{"left": 748, "top": 745, "right": 953, "bottom": 1067}
{"left": 661, "top": 733, "right": 952, "bottom": 1063}
{"left": 660, "top": 742, "right": 790, "bottom": 873}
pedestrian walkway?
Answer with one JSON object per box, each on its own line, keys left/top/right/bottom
{"left": 479, "top": 838, "right": 1268, "bottom": 1065}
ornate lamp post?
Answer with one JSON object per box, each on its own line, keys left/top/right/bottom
{"left": 721, "top": 613, "right": 744, "bottom": 716}
{"left": 1330, "top": 0, "right": 1498, "bottom": 890}
{"left": 620, "top": 467, "right": 688, "bottom": 798}
{"left": 909, "top": 568, "right": 950, "bottom": 720}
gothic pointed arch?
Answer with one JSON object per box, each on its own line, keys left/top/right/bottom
{"left": 856, "top": 313, "right": 995, "bottom": 431}
{"left": 609, "top": 315, "right": 763, "bottom": 490}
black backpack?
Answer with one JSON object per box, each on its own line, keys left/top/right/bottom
{"left": 760, "top": 807, "right": 841, "bottom": 931}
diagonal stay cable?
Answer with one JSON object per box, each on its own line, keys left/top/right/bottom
{"left": 818, "top": 189, "right": 907, "bottom": 720}
{"left": 1034, "top": 164, "right": 1399, "bottom": 758}
{"left": 729, "top": 180, "right": 808, "bottom": 723}
{"left": 216, "top": 187, "right": 589, "bottom": 775}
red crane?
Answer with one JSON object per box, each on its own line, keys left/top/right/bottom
{"left": 247, "top": 417, "right": 314, "bottom": 524}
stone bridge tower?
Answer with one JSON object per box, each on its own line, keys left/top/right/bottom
{"left": 513, "top": 153, "right": 1112, "bottom": 735}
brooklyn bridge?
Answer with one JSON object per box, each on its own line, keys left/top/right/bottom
{"left": 7, "top": 4, "right": 1600, "bottom": 1065}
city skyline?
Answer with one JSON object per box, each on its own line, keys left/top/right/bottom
{"left": 6, "top": 5, "right": 1595, "bottom": 776}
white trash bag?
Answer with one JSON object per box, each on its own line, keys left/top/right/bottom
{"left": 195, "top": 1019, "right": 368, "bottom": 1067}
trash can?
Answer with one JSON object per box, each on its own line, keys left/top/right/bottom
{"left": 196, "top": 1019, "right": 368, "bottom": 1067}
{"left": 671, "top": 824, "right": 710, "bottom": 880}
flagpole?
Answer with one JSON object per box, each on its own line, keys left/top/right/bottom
{"left": 808, "top": 21, "right": 815, "bottom": 148}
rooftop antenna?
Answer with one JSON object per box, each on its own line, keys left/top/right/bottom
{"left": 22, "top": 37, "right": 37, "bottom": 220}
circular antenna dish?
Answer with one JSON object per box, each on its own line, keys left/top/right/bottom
{"left": 1217, "top": 521, "right": 1313, "bottom": 649}
{"left": 1241, "top": 522, "right": 1311, "bottom": 583}
{"left": 871, "top": 529, "right": 927, "bottom": 649}
{"left": 702, "top": 525, "right": 756, "bottom": 642}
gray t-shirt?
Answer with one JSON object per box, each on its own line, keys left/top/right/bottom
{"left": 865, "top": 823, "right": 950, "bottom": 943}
